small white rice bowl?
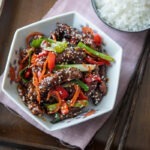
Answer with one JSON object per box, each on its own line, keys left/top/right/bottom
{"left": 95, "top": 0, "right": 150, "bottom": 32}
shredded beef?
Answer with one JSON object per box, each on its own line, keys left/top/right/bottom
{"left": 39, "top": 68, "right": 82, "bottom": 94}
{"left": 56, "top": 48, "right": 86, "bottom": 64}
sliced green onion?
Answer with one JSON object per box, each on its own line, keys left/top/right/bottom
{"left": 45, "top": 103, "right": 58, "bottom": 113}
{"left": 74, "top": 100, "right": 89, "bottom": 108}
{"left": 51, "top": 41, "right": 67, "bottom": 53}
{"left": 55, "top": 64, "right": 96, "bottom": 72}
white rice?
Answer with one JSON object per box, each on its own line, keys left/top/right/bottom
{"left": 95, "top": 0, "right": 150, "bottom": 31}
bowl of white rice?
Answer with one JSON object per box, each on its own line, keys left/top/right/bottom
{"left": 91, "top": 0, "right": 150, "bottom": 32}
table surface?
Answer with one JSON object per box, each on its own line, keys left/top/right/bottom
{"left": 0, "top": 0, "right": 150, "bottom": 150}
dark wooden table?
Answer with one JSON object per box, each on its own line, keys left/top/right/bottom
{"left": 0, "top": 0, "right": 150, "bottom": 150}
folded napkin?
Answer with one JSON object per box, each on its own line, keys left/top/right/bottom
{"left": 0, "top": 0, "right": 148, "bottom": 149}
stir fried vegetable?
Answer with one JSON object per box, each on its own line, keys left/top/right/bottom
{"left": 55, "top": 64, "right": 96, "bottom": 71}
{"left": 15, "top": 23, "right": 114, "bottom": 123}
{"left": 74, "top": 100, "right": 89, "bottom": 108}
{"left": 47, "top": 52, "right": 56, "bottom": 72}
{"left": 31, "top": 38, "right": 68, "bottom": 53}
{"left": 72, "top": 79, "right": 89, "bottom": 92}
{"left": 55, "top": 86, "right": 69, "bottom": 99}
{"left": 78, "top": 42, "right": 115, "bottom": 62}
{"left": 19, "top": 48, "right": 33, "bottom": 83}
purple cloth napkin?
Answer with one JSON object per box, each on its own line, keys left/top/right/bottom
{"left": 0, "top": 0, "right": 148, "bottom": 149}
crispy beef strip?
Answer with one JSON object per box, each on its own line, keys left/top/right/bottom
{"left": 18, "top": 68, "right": 82, "bottom": 115}
{"left": 51, "top": 23, "right": 82, "bottom": 45}
{"left": 39, "top": 68, "right": 82, "bottom": 95}
{"left": 99, "top": 65, "right": 107, "bottom": 77}
{"left": 99, "top": 81, "right": 107, "bottom": 95}
{"left": 50, "top": 23, "right": 107, "bottom": 55}
{"left": 91, "top": 65, "right": 107, "bottom": 105}
{"left": 17, "top": 84, "right": 44, "bottom": 115}
{"left": 51, "top": 23, "right": 98, "bottom": 48}
{"left": 91, "top": 89, "right": 103, "bottom": 105}
{"left": 99, "top": 65, "right": 107, "bottom": 95}
{"left": 56, "top": 47, "right": 86, "bottom": 64}
{"left": 85, "top": 66, "right": 100, "bottom": 98}
{"left": 86, "top": 66, "right": 107, "bottom": 105}
{"left": 85, "top": 81, "right": 98, "bottom": 98}
{"left": 27, "top": 101, "right": 44, "bottom": 115}
{"left": 80, "top": 33, "right": 94, "bottom": 47}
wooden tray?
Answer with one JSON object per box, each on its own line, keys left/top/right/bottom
{"left": 0, "top": 0, "right": 150, "bottom": 149}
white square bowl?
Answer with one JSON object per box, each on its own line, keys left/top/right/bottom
{"left": 2, "top": 11, "right": 122, "bottom": 131}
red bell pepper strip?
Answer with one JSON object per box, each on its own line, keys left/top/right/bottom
{"left": 47, "top": 52, "right": 56, "bottom": 72}
{"left": 85, "top": 56, "right": 110, "bottom": 66}
{"left": 55, "top": 86, "right": 69, "bottom": 99}
{"left": 78, "top": 90, "right": 88, "bottom": 100}
{"left": 93, "top": 34, "right": 102, "bottom": 46}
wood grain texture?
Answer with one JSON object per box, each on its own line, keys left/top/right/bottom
{"left": 0, "top": 0, "right": 56, "bottom": 74}
{"left": 125, "top": 55, "right": 150, "bottom": 150}
{"left": 94, "top": 34, "right": 150, "bottom": 150}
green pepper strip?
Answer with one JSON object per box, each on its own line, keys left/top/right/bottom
{"left": 30, "top": 38, "right": 67, "bottom": 53}
{"left": 74, "top": 100, "right": 89, "bottom": 108}
{"left": 73, "top": 79, "right": 89, "bottom": 91}
{"left": 30, "top": 38, "right": 44, "bottom": 48}
{"left": 77, "top": 42, "right": 115, "bottom": 62}
{"left": 30, "top": 38, "right": 53, "bottom": 48}
{"left": 19, "top": 49, "right": 33, "bottom": 83}
{"left": 45, "top": 103, "right": 59, "bottom": 114}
